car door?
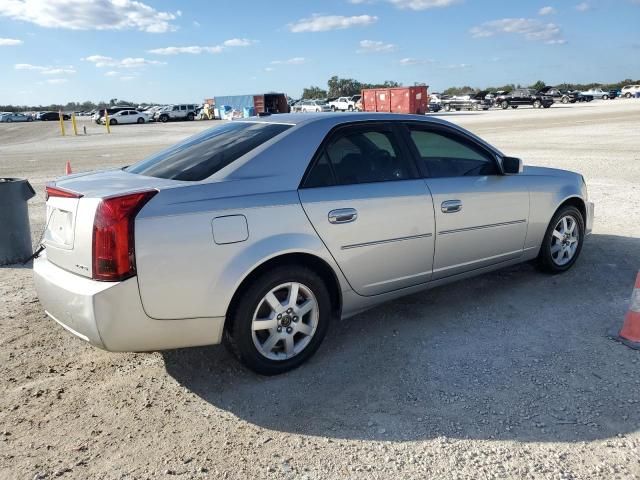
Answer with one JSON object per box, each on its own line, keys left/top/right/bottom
{"left": 298, "top": 122, "right": 436, "bottom": 296}
{"left": 402, "top": 123, "right": 529, "bottom": 279}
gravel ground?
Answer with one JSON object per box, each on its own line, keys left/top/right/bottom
{"left": 1, "top": 101, "right": 639, "bottom": 480}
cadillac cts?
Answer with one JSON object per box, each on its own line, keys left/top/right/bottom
{"left": 34, "top": 113, "right": 594, "bottom": 375}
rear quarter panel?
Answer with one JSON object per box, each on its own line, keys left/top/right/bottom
{"left": 134, "top": 189, "right": 348, "bottom": 320}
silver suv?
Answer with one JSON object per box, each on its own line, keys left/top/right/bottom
{"left": 154, "top": 104, "right": 198, "bottom": 122}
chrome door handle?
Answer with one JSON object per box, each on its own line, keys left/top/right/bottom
{"left": 441, "top": 200, "right": 462, "bottom": 213}
{"left": 328, "top": 208, "right": 358, "bottom": 224}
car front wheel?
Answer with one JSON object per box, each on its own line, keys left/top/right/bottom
{"left": 533, "top": 100, "right": 542, "bottom": 108}
{"left": 501, "top": 101, "right": 509, "bottom": 109}
{"left": 109, "top": 119, "right": 117, "bottom": 125}
{"left": 537, "top": 205, "right": 584, "bottom": 273}
{"left": 224, "top": 265, "right": 332, "bottom": 375}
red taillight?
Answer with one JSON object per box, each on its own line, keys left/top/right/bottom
{"left": 92, "top": 190, "right": 157, "bottom": 282}
{"left": 45, "top": 184, "right": 83, "bottom": 200}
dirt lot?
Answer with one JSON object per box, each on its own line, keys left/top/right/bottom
{"left": 1, "top": 101, "right": 639, "bottom": 479}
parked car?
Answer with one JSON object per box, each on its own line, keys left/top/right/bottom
{"left": 496, "top": 89, "right": 554, "bottom": 109}
{"left": 92, "top": 107, "right": 135, "bottom": 124}
{"left": 39, "top": 111, "right": 70, "bottom": 121}
{"left": 292, "top": 100, "right": 331, "bottom": 113}
{"left": 442, "top": 91, "right": 491, "bottom": 111}
{"left": 99, "top": 109, "right": 148, "bottom": 125}
{"left": 154, "top": 104, "right": 198, "bottom": 123}
{"left": 608, "top": 89, "right": 621, "bottom": 99}
{"left": 329, "top": 96, "right": 356, "bottom": 112}
{"left": 428, "top": 102, "right": 442, "bottom": 113}
{"left": 0, "top": 112, "right": 33, "bottom": 122}
{"left": 580, "top": 88, "right": 610, "bottom": 100}
{"left": 621, "top": 85, "right": 640, "bottom": 98}
{"left": 34, "top": 113, "right": 594, "bottom": 375}
{"left": 537, "top": 86, "right": 573, "bottom": 104}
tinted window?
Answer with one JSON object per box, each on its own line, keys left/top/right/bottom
{"left": 304, "top": 126, "right": 414, "bottom": 187}
{"left": 126, "top": 122, "right": 291, "bottom": 181}
{"left": 409, "top": 129, "right": 498, "bottom": 178}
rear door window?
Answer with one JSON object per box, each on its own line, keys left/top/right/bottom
{"left": 126, "top": 122, "right": 291, "bottom": 181}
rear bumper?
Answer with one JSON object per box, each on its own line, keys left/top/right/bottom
{"left": 33, "top": 253, "right": 224, "bottom": 352}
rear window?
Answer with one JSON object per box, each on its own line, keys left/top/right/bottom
{"left": 125, "top": 122, "right": 291, "bottom": 181}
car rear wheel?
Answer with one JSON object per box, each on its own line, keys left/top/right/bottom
{"left": 187, "top": 112, "right": 195, "bottom": 121}
{"left": 562, "top": 97, "right": 569, "bottom": 104}
{"left": 109, "top": 119, "right": 117, "bottom": 125}
{"left": 602, "top": 95, "right": 609, "bottom": 100}
{"left": 537, "top": 205, "right": 584, "bottom": 274}
{"left": 224, "top": 265, "right": 332, "bottom": 375}
{"left": 137, "top": 117, "right": 145, "bottom": 124}
{"left": 501, "top": 101, "right": 509, "bottom": 109}
{"left": 6, "top": 118, "right": 12, "bottom": 123}
{"left": 533, "top": 100, "right": 542, "bottom": 108}
{"left": 511, "top": 105, "right": 518, "bottom": 109}
{"left": 331, "top": 106, "right": 336, "bottom": 112}
{"left": 444, "top": 104, "right": 451, "bottom": 112}
{"left": 625, "top": 93, "right": 632, "bottom": 98}
{"left": 160, "top": 114, "right": 169, "bottom": 123}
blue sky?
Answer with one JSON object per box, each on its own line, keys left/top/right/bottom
{"left": 0, "top": 0, "right": 639, "bottom": 105}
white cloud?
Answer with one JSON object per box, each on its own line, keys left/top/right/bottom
{"left": 357, "top": 39, "right": 396, "bottom": 53}
{"left": 83, "top": 55, "right": 166, "bottom": 68}
{"left": 288, "top": 14, "right": 377, "bottom": 32}
{"left": 14, "top": 63, "right": 75, "bottom": 74}
{"left": 264, "top": 67, "right": 275, "bottom": 72}
{"left": 470, "top": 18, "right": 566, "bottom": 44}
{"left": 271, "top": 57, "right": 306, "bottom": 65}
{"left": 388, "top": 0, "right": 459, "bottom": 10}
{"left": 223, "top": 38, "right": 255, "bottom": 47}
{"left": 0, "top": 37, "right": 22, "bottom": 46}
{"left": 46, "top": 78, "right": 67, "bottom": 84}
{"left": 0, "top": 0, "right": 178, "bottom": 33}
{"left": 148, "top": 45, "right": 224, "bottom": 55}
{"left": 105, "top": 71, "right": 118, "bottom": 76}
{"left": 538, "top": 6, "right": 556, "bottom": 15}
{"left": 120, "top": 76, "right": 136, "bottom": 81}
{"left": 148, "top": 39, "right": 255, "bottom": 56}
{"left": 399, "top": 57, "right": 422, "bottom": 66}
{"left": 575, "top": 2, "right": 590, "bottom": 11}
{"left": 442, "top": 63, "right": 471, "bottom": 69}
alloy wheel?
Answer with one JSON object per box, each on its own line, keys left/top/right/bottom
{"left": 251, "top": 282, "right": 319, "bottom": 361}
{"left": 551, "top": 215, "right": 579, "bottom": 266}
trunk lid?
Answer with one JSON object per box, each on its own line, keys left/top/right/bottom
{"left": 43, "top": 169, "right": 174, "bottom": 277}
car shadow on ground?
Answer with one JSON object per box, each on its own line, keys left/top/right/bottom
{"left": 162, "top": 234, "right": 640, "bottom": 443}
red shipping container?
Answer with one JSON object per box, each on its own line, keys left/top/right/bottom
{"left": 361, "top": 86, "right": 428, "bottom": 114}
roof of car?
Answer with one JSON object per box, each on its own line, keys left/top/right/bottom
{"left": 234, "top": 112, "right": 453, "bottom": 128}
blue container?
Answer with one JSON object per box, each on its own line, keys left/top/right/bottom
{"left": 243, "top": 106, "right": 256, "bottom": 118}
{"left": 636, "top": 92, "right": 640, "bottom": 99}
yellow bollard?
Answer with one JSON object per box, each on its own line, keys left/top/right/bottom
{"left": 58, "top": 110, "right": 65, "bottom": 136}
{"left": 71, "top": 113, "right": 78, "bottom": 136}
{"left": 104, "top": 109, "right": 111, "bottom": 134}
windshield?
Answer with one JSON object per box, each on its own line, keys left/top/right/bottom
{"left": 125, "top": 121, "right": 291, "bottom": 181}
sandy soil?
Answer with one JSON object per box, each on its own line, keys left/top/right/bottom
{"left": 1, "top": 101, "right": 639, "bottom": 479}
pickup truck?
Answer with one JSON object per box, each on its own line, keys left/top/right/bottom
{"left": 442, "top": 91, "right": 491, "bottom": 111}
{"left": 328, "top": 96, "right": 356, "bottom": 112}
{"left": 496, "top": 89, "right": 554, "bottom": 109}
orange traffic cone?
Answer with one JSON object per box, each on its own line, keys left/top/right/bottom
{"left": 612, "top": 272, "right": 640, "bottom": 350}
{"left": 65, "top": 161, "right": 72, "bottom": 175}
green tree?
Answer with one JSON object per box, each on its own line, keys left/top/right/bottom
{"left": 530, "top": 80, "right": 546, "bottom": 91}
{"left": 302, "top": 86, "right": 328, "bottom": 99}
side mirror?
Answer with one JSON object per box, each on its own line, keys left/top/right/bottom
{"left": 502, "top": 156, "right": 523, "bottom": 174}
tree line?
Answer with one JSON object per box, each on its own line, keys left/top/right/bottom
{"left": 442, "top": 79, "right": 640, "bottom": 96}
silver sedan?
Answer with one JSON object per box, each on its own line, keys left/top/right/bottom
{"left": 34, "top": 113, "right": 594, "bottom": 375}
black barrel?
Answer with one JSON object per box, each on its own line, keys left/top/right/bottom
{"left": 0, "top": 178, "right": 36, "bottom": 265}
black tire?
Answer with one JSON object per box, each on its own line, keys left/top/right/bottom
{"left": 348, "top": 105, "right": 353, "bottom": 111}
{"left": 224, "top": 265, "right": 332, "bottom": 375}
{"left": 561, "top": 96, "right": 569, "bottom": 104}
{"left": 6, "top": 118, "right": 12, "bottom": 123}
{"left": 543, "top": 104, "right": 551, "bottom": 108}
{"left": 511, "top": 105, "right": 518, "bottom": 109}
{"left": 501, "top": 101, "right": 509, "bottom": 109}
{"left": 444, "top": 104, "right": 451, "bottom": 112}
{"left": 109, "top": 118, "right": 117, "bottom": 125}
{"left": 602, "top": 95, "right": 608, "bottom": 100}
{"left": 187, "top": 112, "right": 195, "bottom": 121}
{"left": 625, "top": 93, "right": 632, "bottom": 98}
{"left": 536, "top": 205, "right": 585, "bottom": 274}
{"left": 160, "top": 114, "right": 169, "bottom": 123}
{"left": 331, "top": 105, "right": 336, "bottom": 112}
{"left": 137, "top": 117, "right": 145, "bottom": 124}
{"left": 533, "top": 100, "right": 542, "bottom": 109}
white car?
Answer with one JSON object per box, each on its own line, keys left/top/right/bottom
{"left": 620, "top": 85, "right": 640, "bottom": 98}
{"left": 293, "top": 100, "right": 331, "bottom": 113}
{"left": 0, "top": 112, "right": 33, "bottom": 122}
{"left": 329, "top": 96, "right": 356, "bottom": 112}
{"left": 100, "top": 110, "right": 149, "bottom": 125}
{"left": 580, "top": 88, "right": 610, "bottom": 100}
